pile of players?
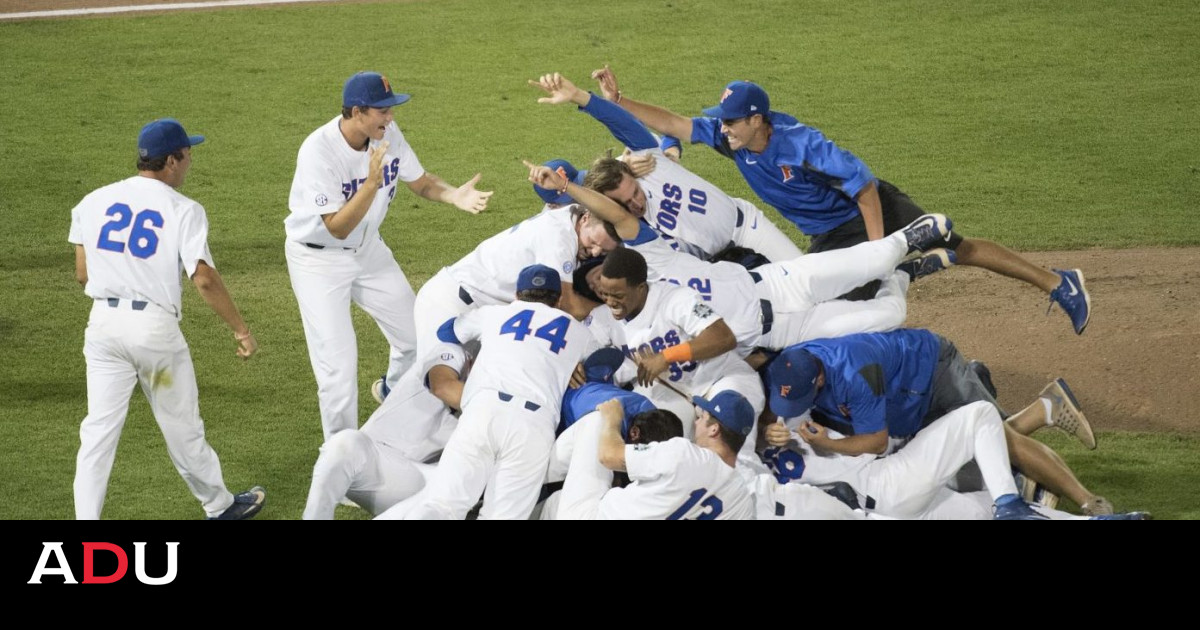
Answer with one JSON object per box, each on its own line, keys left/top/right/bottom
{"left": 70, "top": 67, "right": 1146, "bottom": 520}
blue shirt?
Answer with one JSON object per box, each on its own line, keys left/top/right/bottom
{"left": 790, "top": 329, "right": 941, "bottom": 438}
{"left": 559, "top": 382, "right": 656, "bottom": 438}
{"left": 691, "top": 113, "right": 875, "bottom": 235}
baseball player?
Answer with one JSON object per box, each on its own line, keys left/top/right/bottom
{"left": 763, "top": 330, "right": 1118, "bottom": 515}
{"left": 552, "top": 392, "right": 757, "bottom": 520}
{"left": 286, "top": 71, "right": 492, "bottom": 440}
{"left": 404, "top": 264, "right": 593, "bottom": 520}
{"left": 591, "top": 66, "right": 1092, "bottom": 333}
{"left": 530, "top": 72, "right": 803, "bottom": 263}
{"left": 68, "top": 118, "right": 265, "bottom": 520}
{"left": 405, "top": 179, "right": 618, "bottom": 390}
{"left": 302, "top": 342, "right": 468, "bottom": 520}
{"left": 527, "top": 161, "right": 951, "bottom": 355}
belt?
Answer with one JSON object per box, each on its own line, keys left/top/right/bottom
{"left": 458, "top": 286, "right": 474, "bottom": 306}
{"left": 760, "top": 299, "right": 774, "bottom": 335}
{"left": 736, "top": 207, "right": 745, "bottom": 228}
{"left": 105, "top": 297, "right": 147, "bottom": 311}
{"left": 498, "top": 391, "right": 541, "bottom": 412}
{"left": 303, "top": 242, "right": 356, "bottom": 251}
{"left": 749, "top": 271, "right": 763, "bottom": 283}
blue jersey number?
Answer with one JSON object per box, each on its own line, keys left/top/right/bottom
{"left": 666, "top": 488, "right": 724, "bottom": 520}
{"left": 500, "top": 310, "right": 571, "bottom": 354}
{"left": 96, "top": 203, "right": 163, "bottom": 259}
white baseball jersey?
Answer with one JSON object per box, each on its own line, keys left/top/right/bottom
{"left": 624, "top": 223, "right": 764, "bottom": 351}
{"left": 285, "top": 117, "right": 424, "bottom": 247}
{"left": 597, "top": 438, "right": 755, "bottom": 520}
{"left": 448, "top": 208, "right": 580, "bottom": 305}
{"left": 631, "top": 148, "right": 740, "bottom": 258}
{"left": 360, "top": 342, "right": 467, "bottom": 461}
{"left": 68, "top": 176, "right": 213, "bottom": 315}
{"left": 449, "top": 301, "right": 591, "bottom": 411}
{"left": 610, "top": 281, "right": 748, "bottom": 394}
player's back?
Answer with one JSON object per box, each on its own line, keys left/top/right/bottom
{"left": 450, "top": 209, "right": 578, "bottom": 304}
{"left": 70, "top": 175, "right": 206, "bottom": 314}
{"left": 459, "top": 301, "right": 590, "bottom": 412}
{"left": 597, "top": 438, "right": 755, "bottom": 520}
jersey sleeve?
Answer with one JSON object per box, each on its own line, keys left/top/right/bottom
{"left": 843, "top": 368, "right": 888, "bottom": 435}
{"left": 785, "top": 127, "right": 876, "bottom": 199}
{"left": 289, "top": 140, "right": 351, "bottom": 218}
{"left": 421, "top": 342, "right": 469, "bottom": 390}
{"left": 665, "top": 285, "right": 722, "bottom": 338}
{"left": 450, "top": 308, "right": 486, "bottom": 344}
{"left": 385, "top": 123, "right": 425, "bottom": 183}
{"left": 624, "top": 438, "right": 683, "bottom": 482}
{"left": 67, "top": 197, "right": 85, "bottom": 245}
{"left": 689, "top": 117, "right": 735, "bottom": 159}
{"left": 580, "top": 95, "right": 659, "bottom": 151}
{"left": 177, "top": 201, "right": 215, "bottom": 277}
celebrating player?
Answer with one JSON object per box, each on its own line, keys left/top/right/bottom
{"left": 68, "top": 118, "right": 265, "bottom": 520}
{"left": 590, "top": 65, "right": 1092, "bottom": 334}
{"left": 285, "top": 71, "right": 492, "bottom": 440}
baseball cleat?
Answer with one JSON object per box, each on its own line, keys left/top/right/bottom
{"left": 1090, "top": 511, "right": 1152, "bottom": 521}
{"left": 993, "top": 494, "right": 1050, "bottom": 520}
{"left": 208, "top": 486, "right": 266, "bottom": 520}
{"left": 1040, "top": 378, "right": 1097, "bottom": 450}
{"left": 371, "top": 375, "right": 390, "bottom": 405}
{"left": 1080, "top": 495, "right": 1115, "bottom": 516}
{"left": 897, "top": 248, "right": 956, "bottom": 282}
{"left": 901, "top": 213, "right": 953, "bottom": 253}
{"left": 1048, "top": 269, "right": 1091, "bottom": 335}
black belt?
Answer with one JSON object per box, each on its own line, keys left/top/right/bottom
{"left": 498, "top": 391, "right": 540, "bottom": 412}
{"left": 749, "top": 271, "right": 763, "bottom": 283}
{"left": 760, "top": 299, "right": 774, "bottom": 335}
{"left": 736, "top": 207, "right": 745, "bottom": 228}
{"left": 458, "top": 286, "right": 474, "bottom": 305}
{"left": 303, "top": 242, "right": 355, "bottom": 251}
{"left": 106, "top": 298, "right": 147, "bottom": 311}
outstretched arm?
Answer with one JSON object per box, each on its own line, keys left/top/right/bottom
{"left": 406, "top": 172, "right": 492, "bottom": 214}
{"left": 523, "top": 159, "right": 640, "bottom": 240}
{"left": 635, "top": 318, "right": 737, "bottom": 387}
{"left": 529, "top": 72, "right": 659, "bottom": 151}
{"left": 590, "top": 65, "right": 694, "bottom": 141}
{"left": 191, "top": 261, "right": 257, "bottom": 359}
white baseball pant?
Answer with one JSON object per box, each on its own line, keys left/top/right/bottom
{"left": 411, "top": 267, "right": 475, "bottom": 365}
{"left": 730, "top": 198, "right": 804, "bottom": 262}
{"left": 302, "top": 429, "right": 430, "bottom": 520}
{"left": 75, "top": 300, "right": 234, "bottom": 519}
{"left": 285, "top": 236, "right": 417, "bottom": 440}
{"left": 542, "top": 410, "right": 612, "bottom": 520}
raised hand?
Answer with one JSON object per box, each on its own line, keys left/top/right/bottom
{"left": 590, "top": 64, "right": 620, "bottom": 102}
{"left": 527, "top": 72, "right": 586, "bottom": 106}
{"left": 634, "top": 350, "right": 669, "bottom": 387}
{"left": 522, "top": 158, "right": 567, "bottom": 192}
{"left": 449, "top": 173, "right": 492, "bottom": 214}
{"left": 622, "top": 147, "right": 657, "bottom": 178}
{"left": 366, "top": 141, "right": 390, "bottom": 187}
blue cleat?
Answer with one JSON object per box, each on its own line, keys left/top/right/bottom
{"left": 1049, "top": 269, "right": 1091, "bottom": 335}
{"left": 901, "top": 213, "right": 953, "bottom": 253}
{"left": 897, "top": 248, "right": 957, "bottom": 282}
{"left": 209, "top": 486, "right": 266, "bottom": 520}
{"left": 993, "top": 494, "right": 1050, "bottom": 520}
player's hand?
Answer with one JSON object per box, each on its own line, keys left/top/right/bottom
{"left": 449, "top": 173, "right": 492, "bottom": 214}
{"left": 528, "top": 73, "right": 587, "bottom": 106}
{"left": 591, "top": 64, "right": 620, "bottom": 102}
{"left": 366, "top": 141, "right": 390, "bottom": 187}
{"left": 764, "top": 420, "right": 791, "bottom": 448}
{"left": 522, "top": 159, "right": 568, "bottom": 192}
{"left": 569, "top": 362, "right": 587, "bottom": 389}
{"left": 662, "top": 145, "right": 682, "bottom": 163}
{"left": 234, "top": 330, "right": 258, "bottom": 360}
{"left": 797, "top": 420, "right": 827, "bottom": 446}
{"left": 622, "top": 148, "right": 657, "bottom": 178}
{"left": 597, "top": 398, "right": 624, "bottom": 424}
{"left": 634, "top": 351, "right": 669, "bottom": 387}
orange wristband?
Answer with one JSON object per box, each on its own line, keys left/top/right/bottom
{"left": 662, "top": 343, "right": 693, "bottom": 363}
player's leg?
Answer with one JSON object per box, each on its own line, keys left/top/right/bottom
{"left": 546, "top": 415, "right": 582, "bottom": 484}
{"left": 757, "top": 476, "right": 868, "bottom": 520}
{"left": 303, "top": 429, "right": 376, "bottom": 520}
{"left": 412, "top": 268, "right": 474, "bottom": 365}
{"left": 765, "top": 271, "right": 910, "bottom": 349}
{"left": 552, "top": 411, "right": 612, "bottom": 520}
{"left": 352, "top": 444, "right": 427, "bottom": 516}
{"left": 1002, "top": 378, "right": 1096, "bottom": 449}
{"left": 140, "top": 332, "right": 237, "bottom": 518}
{"left": 479, "top": 407, "right": 557, "bottom": 520}
{"left": 353, "top": 237, "right": 417, "bottom": 392}
{"left": 74, "top": 307, "right": 138, "bottom": 520}
{"left": 286, "top": 241, "right": 359, "bottom": 440}
{"left": 731, "top": 198, "right": 803, "bottom": 262}
{"left": 403, "top": 398, "right": 498, "bottom": 520}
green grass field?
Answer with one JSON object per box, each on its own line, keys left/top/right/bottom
{"left": 2, "top": 0, "right": 1197, "bottom": 520}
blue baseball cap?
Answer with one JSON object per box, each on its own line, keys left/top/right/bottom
{"left": 582, "top": 347, "right": 625, "bottom": 384}
{"left": 533, "top": 159, "right": 587, "bottom": 205}
{"left": 702, "top": 80, "right": 770, "bottom": 119}
{"left": 343, "top": 71, "right": 411, "bottom": 108}
{"left": 766, "top": 347, "right": 822, "bottom": 418}
{"left": 138, "top": 118, "right": 204, "bottom": 159}
{"left": 692, "top": 391, "right": 755, "bottom": 437}
{"left": 516, "top": 263, "right": 562, "bottom": 295}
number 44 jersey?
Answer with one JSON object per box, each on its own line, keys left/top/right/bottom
{"left": 68, "top": 176, "right": 214, "bottom": 316}
{"left": 445, "top": 301, "right": 593, "bottom": 415}
{"left": 598, "top": 437, "right": 755, "bottom": 520}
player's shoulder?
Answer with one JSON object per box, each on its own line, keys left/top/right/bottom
{"left": 298, "top": 116, "right": 343, "bottom": 153}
